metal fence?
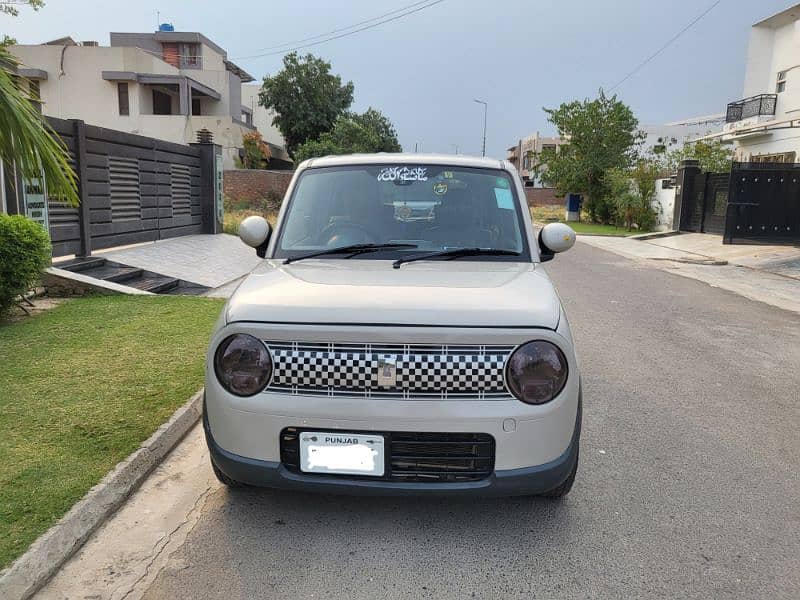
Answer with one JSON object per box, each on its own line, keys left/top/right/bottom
{"left": 2, "top": 117, "right": 221, "bottom": 256}
{"left": 725, "top": 94, "right": 777, "bottom": 123}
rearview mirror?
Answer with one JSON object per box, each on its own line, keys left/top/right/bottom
{"left": 538, "top": 222, "right": 576, "bottom": 262}
{"left": 238, "top": 216, "right": 272, "bottom": 258}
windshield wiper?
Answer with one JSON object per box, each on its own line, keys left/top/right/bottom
{"left": 392, "top": 247, "right": 521, "bottom": 269}
{"left": 284, "top": 243, "right": 418, "bottom": 265}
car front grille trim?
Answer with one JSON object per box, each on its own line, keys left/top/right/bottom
{"left": 263, "top": 341, "right": 515, "bottom": 400}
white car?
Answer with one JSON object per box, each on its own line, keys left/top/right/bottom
{"left": 204, "top": 154, "right": 580, "bottom": 497}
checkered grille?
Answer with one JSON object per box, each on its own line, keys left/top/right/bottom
{"left": 265, "top": 342, "right": 514, "bottom": 400}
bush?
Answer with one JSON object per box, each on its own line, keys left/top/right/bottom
{"left": 0, "top": 215, "right": 51, "bottom": 314}
{"left": 241, "top": 131, "right": 271, "bottom": 169}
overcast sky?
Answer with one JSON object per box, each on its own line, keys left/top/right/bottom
{"left": 4, "top": 0, "right": 794, "bottom": 157}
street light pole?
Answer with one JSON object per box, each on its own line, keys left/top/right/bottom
{"left": 474, "top": 99, "right": 487, "bottom": 157}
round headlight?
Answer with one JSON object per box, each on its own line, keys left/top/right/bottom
{"left": 214, "top": 334, "right": 273, "bottom": 396}
{"left": 505, "top": 341, "right": 568, "bottom": 404}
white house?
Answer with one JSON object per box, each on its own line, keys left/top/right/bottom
{"left": 717, "top": 3, "right": 800, "bottom": 162}
{"left": 10, "top": 30, "right": 289, "bottom": 169}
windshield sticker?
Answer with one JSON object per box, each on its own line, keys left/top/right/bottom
{"left": 443, "top": 171, "right": 454, "bottom": 179}
{"left": 433, "top": 182, "right": 448, "bottom": 195}
{"left": 377, "top": 166, "right": 428, "bottom": 182}
{"left": 494, "top": 187, "right": 514, "bottom": 210}
{"left": 495, "top": 177, "right": 510, "bottom": 189}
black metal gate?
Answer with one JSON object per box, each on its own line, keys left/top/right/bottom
{"left": 678, "top": 170, "right": 729, "bottom": 235}
{"left": 724, "top": 163, "right": 800, "bottom": 244}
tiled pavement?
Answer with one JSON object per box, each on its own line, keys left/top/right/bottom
{"left": 94, "top": 234, "right": 261, "bottom": 290}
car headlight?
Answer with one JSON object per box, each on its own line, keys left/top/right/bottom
{"left": 214, "top": 334, "right": 273, "bottom": 396}
{"left": 505, "top": 341, "right": 568, "bottom": 404}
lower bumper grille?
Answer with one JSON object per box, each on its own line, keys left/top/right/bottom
{"left": 280, "top": 428, "right": 495, "bottom": 483}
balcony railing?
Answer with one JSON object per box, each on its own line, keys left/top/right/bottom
{"left": 726, "top": 94, "right": 777, "bottom": 123}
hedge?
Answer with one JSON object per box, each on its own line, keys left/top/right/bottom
{"left": 0, "top": 214, "right": 51, "bottom": 315}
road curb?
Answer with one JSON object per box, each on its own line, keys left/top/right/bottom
{"left": 0, "top": 390, "right": 204, "bottom": 600}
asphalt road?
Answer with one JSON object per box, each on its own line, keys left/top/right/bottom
{"left": 142, "top": 243, "right": 800, "bottom": 600}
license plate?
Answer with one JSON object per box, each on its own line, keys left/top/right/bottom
{"left": 299, "top": 431, "right": 385, "bottom": 477}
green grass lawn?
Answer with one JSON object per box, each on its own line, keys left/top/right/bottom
{"left": 567, "top": 222, "right": 641, "bottom": 236}
{"left": 530, "top": 205, "right": 647, "bottom": 237}
{"left": 0, "top": 295, "right": 224, "bottom": 568}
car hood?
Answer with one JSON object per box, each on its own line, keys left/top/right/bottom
{"left": 225, "top": 259, "right": 561, "bottom": 329}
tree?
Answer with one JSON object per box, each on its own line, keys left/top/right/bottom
{"left": 604, "top": 154, "right": 660, "bottom": 231}
{"left": 293, "top": 109, "right": 401, "bottom": 162}
{"left": 1, "top": 0, "right": 43, "bottom": 46}
{"left": 540, "top": 90, "right": 643, "bottom": 222}
{"left": 1, "top": 35, "right": 78, "bottom": 206}
{"left": 349, "top": 107, "right": 402, "bottom": 152}
{"left": 1, "top": 0, "right": 44, "bottom": 16}
{"left": 666, "top": 138, "right": 733, "bottom": 173}
{"left": 258, "top": 52, "right": 354, "bottom": 156}
{"left": 240, "top": 130, "right": 271, "bottom": 169}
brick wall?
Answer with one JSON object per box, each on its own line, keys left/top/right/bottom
{"left": 524, "top": 187, "right": 564, "bottom": 207}
{"left": 224, "top": 169, "right": 294, "bottom": 202}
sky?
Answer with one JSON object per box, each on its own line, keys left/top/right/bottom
{"left": 3, "top": 0, "right": 795, "bottom": 158}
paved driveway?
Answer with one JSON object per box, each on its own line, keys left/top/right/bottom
{"left": 97, "top": 234, "right": 261, "bottom": 290}
{"left": 39, "top": 242, "right": 800, "bottom": 599}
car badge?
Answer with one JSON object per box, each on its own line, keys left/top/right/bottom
{"left": 377, "top": 355, "right": 397, "bottom": 387}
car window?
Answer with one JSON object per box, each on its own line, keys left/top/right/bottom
{"left": 276, "top": 164, "right": 527, "bottom": 259}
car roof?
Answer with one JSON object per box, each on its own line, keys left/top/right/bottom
{"left": 304, "top": 153, "right": 507, "bottom": 170}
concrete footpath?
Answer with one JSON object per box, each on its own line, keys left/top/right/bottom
{"left": 578, "top": 233, "right": 800, "bottom": 314}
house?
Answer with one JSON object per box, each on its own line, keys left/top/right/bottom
{"left": 9, "top": 28, "right": 289, "bottom": 169}
{"left": 506, "top": 132, "right": 565, "bottom": 186}
{"left": 716, "top": 3, "right": 800, "bottom": 162}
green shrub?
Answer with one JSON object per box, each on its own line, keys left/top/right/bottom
{"left": 0, "top": 214, "right": 51, "bottom": 314}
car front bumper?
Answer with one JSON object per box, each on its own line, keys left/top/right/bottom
{"left": 204, "top": 390, "right": 581, "bottom": 497}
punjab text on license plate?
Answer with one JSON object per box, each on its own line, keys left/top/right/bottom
{"left": 299, "top": 432, "right": 385, "bottom": 477}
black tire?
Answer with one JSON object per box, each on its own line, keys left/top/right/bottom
{"left": 211, "top": 460, "right": 245, "bottom": 488}
{"left": 538, "top": 448, "right": 578, "bottom": 498}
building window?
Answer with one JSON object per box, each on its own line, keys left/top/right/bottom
{"left": 752, "top": 151, "right": 796, "bottom": 164}
{"left": 179, "top": 43, "right": 201, "bottom": 68}
{"left": 776, "top": 70, "right": 787, "bottom": 93}
{"left": 242, "top": 111, "right": 253, "bottom": 126}
{"left": 191, "top": 97, "right": 201, "bottom": 116}
{"left": 152, "top": 89, "right": 172, "bottom": 115}
{"left": 117, "top": 82, "right": 129, "bottom": 116}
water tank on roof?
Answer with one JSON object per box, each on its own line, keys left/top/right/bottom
{"left": 158, "top": 23, "right": 175, "bottom": 32}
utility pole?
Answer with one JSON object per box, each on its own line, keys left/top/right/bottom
{"left": 474, "top": 99, "right": 487, "bottom": 157}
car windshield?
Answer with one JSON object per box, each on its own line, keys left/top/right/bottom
{"left": 274, "top": 164, "right": 528, "bottom": 260}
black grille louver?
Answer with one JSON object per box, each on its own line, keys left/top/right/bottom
{"left": 280, "top": 429, "right": 495, "bottom": 483}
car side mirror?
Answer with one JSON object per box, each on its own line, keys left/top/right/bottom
{"left": 538, "top": 222, "right": 576, "bottom": 262}
{"left": 238, "top": 216, "right": 272, "bottom": 258}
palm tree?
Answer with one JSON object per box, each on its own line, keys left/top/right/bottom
{"left": 0, "top": 45, "right": 78, "bottom": 205}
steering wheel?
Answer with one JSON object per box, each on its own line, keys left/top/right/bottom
{"left": 318, "top": 221, "right": 378, "bottom": 247}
